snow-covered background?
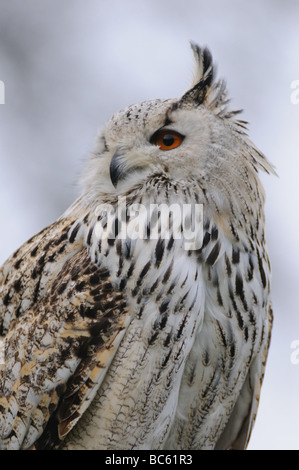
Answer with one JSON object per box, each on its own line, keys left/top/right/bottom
{"left": 0, "top": 0, "right": 298, "bottom": 450}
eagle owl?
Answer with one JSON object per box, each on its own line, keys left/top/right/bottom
{"left": 0, "top": 44, "right": 274, "bottom": 450}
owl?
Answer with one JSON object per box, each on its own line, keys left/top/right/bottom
{"left": 0, "top": 43, "right": 274, "bottom": 450}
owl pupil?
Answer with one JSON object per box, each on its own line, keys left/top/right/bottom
{"left": 163, "top": 135, "right": 175, "bottom": 147}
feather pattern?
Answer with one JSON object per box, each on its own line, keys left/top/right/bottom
{"left": 0, "top": 43, "right": 274, "bottom": 449}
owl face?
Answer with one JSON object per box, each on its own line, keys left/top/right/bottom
{"left": 86, "top": 102, "right": 231, "bottom": 198}
{"left": 82, "top": 44, "right": 273, "bottom": 203}
{"left": 102, "top": 100, "right": 218, "bottom": 190}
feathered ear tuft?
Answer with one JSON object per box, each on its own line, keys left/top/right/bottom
{"left": 177, "top": 43, "right": 214, "bottom": 108}
{"left": 189, "top": 42, "right": 214, "bottom": 91}
{"left": 176, "top": 42, "right": 237, "bottom": 119}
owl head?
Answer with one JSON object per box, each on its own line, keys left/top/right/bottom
{"left": 82, "top": 43, "right": 274, "bottom": 209}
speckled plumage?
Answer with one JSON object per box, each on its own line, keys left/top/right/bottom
{"left": 0, "top": 44, "right": 274, "bottom": 450}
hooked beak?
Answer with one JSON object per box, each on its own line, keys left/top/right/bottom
{"left": 110, "top": 148, "right": 145, "bottom": 188}
{"left": 110, "top": 148, "right": 126, "bottom": 188}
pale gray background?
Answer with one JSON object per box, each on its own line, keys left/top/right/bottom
{"left": 0, "top": 0, "right": 298, "bottom": 450}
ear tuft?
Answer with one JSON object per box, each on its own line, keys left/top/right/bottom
{"left": 189, "top": 42, "right": 214, "bottom": 90}
{"left": 177, "top": 43, "right": 215, "bottom": 108}
{"left": 175, "top": 42, "right": 239, "bottom": 120}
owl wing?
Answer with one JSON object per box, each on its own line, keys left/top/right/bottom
{"left": 215, "top": 303, "right": 273, "bottom": 450}
{"left": 0, "top": 246, "right": 130, "bottom": 450}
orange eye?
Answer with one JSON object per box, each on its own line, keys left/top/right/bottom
{"left": 151, "top": 129, "right": 184, "bottom": 150}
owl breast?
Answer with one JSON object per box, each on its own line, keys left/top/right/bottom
{"left": 60, "top": 176, "right": 270, "bottom": 450}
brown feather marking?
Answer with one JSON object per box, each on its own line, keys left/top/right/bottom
{"left": 1, "top": 243, "right": 130, "bottom": 450}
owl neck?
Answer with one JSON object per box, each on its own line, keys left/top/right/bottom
{"left": 65, "top": 173, "right": 265, "bottom": 284}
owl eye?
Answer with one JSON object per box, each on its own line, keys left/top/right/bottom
{"left": 151, "top": 129, "right": 184, "bottom": 150}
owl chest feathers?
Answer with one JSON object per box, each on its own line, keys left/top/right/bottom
{"left": 61, "top": 178, "right": 270, "bottom": 449}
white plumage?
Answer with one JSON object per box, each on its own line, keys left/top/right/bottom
{"left": 0, "top": 43, "right": 274, "bottom": 450}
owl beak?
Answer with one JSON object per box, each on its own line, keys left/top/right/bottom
{"left": 110, "top": 148, "right": 144, "bottom": 188}
{"left": 110, "top": 148, "right": 126, "bottom": 187}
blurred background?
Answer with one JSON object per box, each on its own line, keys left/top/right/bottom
{"left": 0, "top": 0, "right": 298, "bottom": 450}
